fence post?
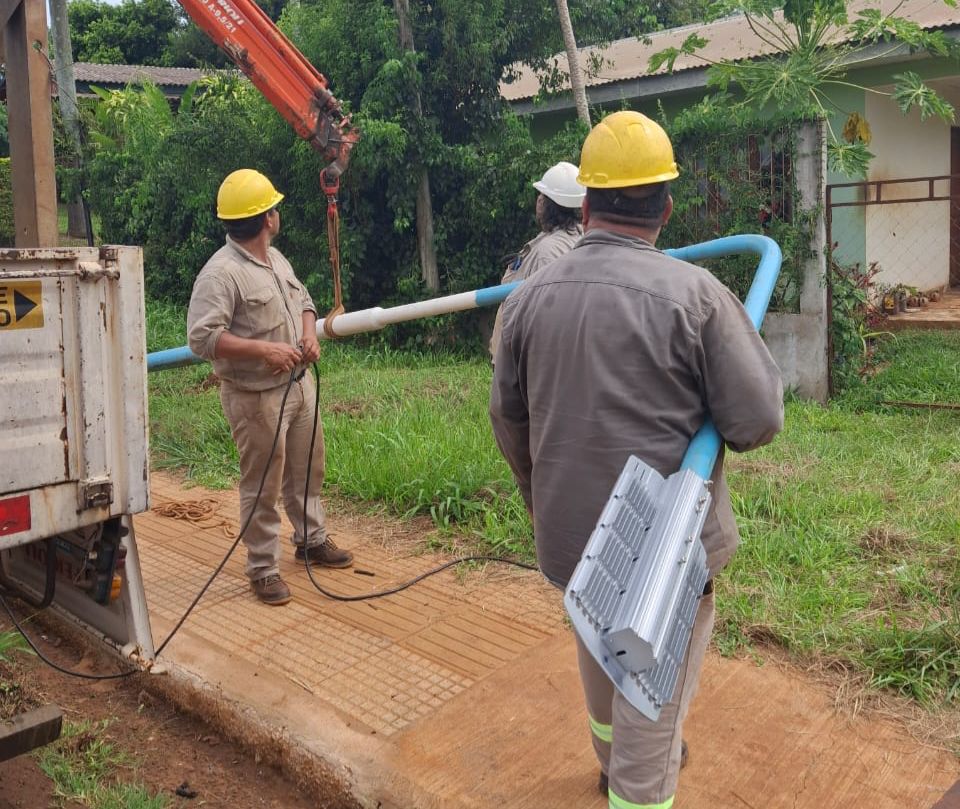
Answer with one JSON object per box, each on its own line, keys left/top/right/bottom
{"left": 762, "top": 120, "right": 830, "bottom": 402}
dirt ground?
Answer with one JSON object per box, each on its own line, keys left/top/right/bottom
{"left": 2, "top": 488, "right": 958, "bottom": 809}
{"left": 0, "top": 611, "right": 327, "bottom": 809}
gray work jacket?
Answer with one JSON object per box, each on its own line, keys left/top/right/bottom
{"left": 187, "top": 237, "right": 317, "bottom": 391}
{"left": 489, "top": 229, "right": 784, "bottom": 587}
{"left": 489, "top": 225, "right": 583, "bottom": 360}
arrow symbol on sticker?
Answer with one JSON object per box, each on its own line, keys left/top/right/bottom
{"left": 14, "top": 290, "right": 37, "bottom": 321}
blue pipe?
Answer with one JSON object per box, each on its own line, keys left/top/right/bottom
{"left": 146, "top": 345, "right": 201, "bottom": 371}
{"left": 147, "top": 232, "right": 782, "bottom": 478}
{"left": 672, "top": 235, "right": 782, "bottom": 479}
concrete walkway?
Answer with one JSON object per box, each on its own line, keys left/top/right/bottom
{"left": 887, "top": 288, "right": 960, "bottom": 331}
{"left": 135, "top": 472, "right": 959, "bottom": 809}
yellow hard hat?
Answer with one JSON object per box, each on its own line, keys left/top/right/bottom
{"left": 577, "top": 111, "right": 679, "bottom": 189}
{"left": 216, "top": 169, "right": 284, "bottom": 220}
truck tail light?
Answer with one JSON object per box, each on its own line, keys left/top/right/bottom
{"left": 0, "top": 495, "right": 31, "bottom": 537}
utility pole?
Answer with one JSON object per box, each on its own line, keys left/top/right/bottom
{"left": 49, "top": 0, "right": 89, "bottom": 241}
{"left": 554, "top": 0, "right": 590, "bottom": 126}
{"left": 2, "top": 0, "right": 58, "bottom": 246}
{"left": 392, "top": 0, "right": 439, "bottom": 293}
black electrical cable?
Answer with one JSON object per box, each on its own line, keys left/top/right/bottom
{"left": 298, "top": 362, "right": 538, "bottom": 601}
{"left": 153, "top": 368, "right": 299, "bottom": 655}
{"left": 0, "top": 593, "right": 136, "bottom": 681}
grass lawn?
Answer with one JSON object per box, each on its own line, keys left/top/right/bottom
{"left": 147, "top": 304, "right": 959, "bottom": 713}
{"left": 37, "top": 720, "right": 170, "bottom": 809}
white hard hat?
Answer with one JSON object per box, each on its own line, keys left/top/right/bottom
{"left": 533, "top": 161, "right": 586, "bottom": 209}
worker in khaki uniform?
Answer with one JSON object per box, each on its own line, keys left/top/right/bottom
{"left": 489, "top": 112, "right": 784, "bottom": 808}
{"left": 187, "top": 169, "right": 354, "bottom": 606}
{"left": 489, "top": 161, "right": 585, "bottom": 360}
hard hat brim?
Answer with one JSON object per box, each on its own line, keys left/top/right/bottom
{"left": 576, "top": 166, "right": 680, "bottom": 189}
{"left": 532, "top": 180, "right": 585, "bottom": 209}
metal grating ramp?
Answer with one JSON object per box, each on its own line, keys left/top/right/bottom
{"left": 565, "top": 456, "right": 710, "bottom": 720}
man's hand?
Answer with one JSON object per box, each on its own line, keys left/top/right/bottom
{"left": 300, "top": 333, "right": 321, "bottom": 364}
{"left": 300, "top": 311, "right": 320, "bottom": 363}
{"left": 261, "top": 342, "right": 303, "bottom": 375}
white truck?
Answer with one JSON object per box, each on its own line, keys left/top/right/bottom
{"left": 0, "top": 246, "right": 154, "bottom": 665}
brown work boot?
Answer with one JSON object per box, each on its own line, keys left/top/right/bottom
{"left": 295, "top": 537, "right": 354, "bottom": 568}
{"left": 251, "top": 574, "right": 292, "bottom": 606}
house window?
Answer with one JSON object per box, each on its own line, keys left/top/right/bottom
{"left": 679, "top": 128, "right": 794, "bottom": 233}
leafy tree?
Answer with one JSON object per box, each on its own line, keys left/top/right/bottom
{"left": 650, "top": 0, "right": 960, "bottom": 176}
{"left": 68, "top": 0, "right": 180, "bottom": 65}
{"left": 68, "top": 0, "right": 291, "bottom": 68}
{"left": 0, "top": 159, "right": 14, "bottom": 246}
{"left": 163, "top": 19, "right": 230, "bottom": 68}
{"left": 86, "top": 77, "right": 267, "bottom": 298}
{"left": 554, "top": 0, "right": 591, "bottom": 125}
{"left": 83, "top": 0, "right": 660, "bottom": 347}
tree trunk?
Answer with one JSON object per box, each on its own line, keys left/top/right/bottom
{"left": 49, "top": 0, "right": 89, "bottom": 242}
{"left": 392, "top": 0, "right": 439, "bottom": 292}
{"left": 554, "top": 0, "right": 590, "bottom": 127}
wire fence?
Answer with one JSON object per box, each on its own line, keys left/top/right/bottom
{"left": 665, "top": 124, "right": 813, "bottom": 311}
{"left": 827, "top": 175, "right": 959, "bottom": 295}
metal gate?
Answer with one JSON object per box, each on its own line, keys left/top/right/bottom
{"left": 827, "top": 174, "right": 960, "bottom": 292}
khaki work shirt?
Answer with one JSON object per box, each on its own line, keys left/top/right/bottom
{"left": 490, "top": 229, "right": 784, "bottom": 587}
{"left": 490, "top": 225, "right": 583, "bottom": 359}
{"left": 187, "top": 237, "right": 317, "bottom": 391}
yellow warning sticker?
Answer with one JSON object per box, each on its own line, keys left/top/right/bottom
{"left": 0, "top": 281, "right": 43, "bottom": 330}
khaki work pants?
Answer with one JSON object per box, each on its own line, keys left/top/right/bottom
{"left": 220, "top": 374, "right": 328, "bottom": 582}
{"left": 575, "top": 591, "right": 715, "bottom": 808}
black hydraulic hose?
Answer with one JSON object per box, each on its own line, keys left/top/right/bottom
{"left": 0, "top": 536, "right": 57, "bottom": 609}
{"left": 298, "top": 362, "right": 538, "bottom": 602}
{"left": 153, "top": 368, "right": 298, "bottom": 655}
{"left": 0, "top": 593, "right": 135, "bottom": 680}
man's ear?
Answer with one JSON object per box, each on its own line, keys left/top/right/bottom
{"left": 662, "top": 194, "right": 674, "bottom": 228}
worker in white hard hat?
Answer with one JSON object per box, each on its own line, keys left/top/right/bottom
{"left": 488, "top": 161, "right": 586, "bottom": 360}
{"left": 187, "top": 169, "right": 354, "bottom": 607}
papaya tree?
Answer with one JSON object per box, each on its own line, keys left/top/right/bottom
{"left": 650, "top": 0, "right": 960, "bottom": 176}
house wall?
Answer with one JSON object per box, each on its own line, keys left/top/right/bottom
{"left": 828, "top": 58, "right": 960, "bottom": 292}
{"left": 825, "top": 85, "right": 867, "bottom": 272}
{"left": 862, "top": 92, "right": 951, "bottom": 291}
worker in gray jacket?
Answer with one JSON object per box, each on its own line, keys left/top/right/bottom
{"left": 489, "top": 161, "right": 585, "bottom": 360}
{"left": 188, "top": 169, "right": 354, "bottom": 607}
{"left": 489, "top": 111, "right": 784, "bottom": 807}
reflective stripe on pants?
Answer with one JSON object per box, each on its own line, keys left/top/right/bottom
{"left": 608, "top": 791, "right": 675, "bottom": 809}
{"left": 590, "top": 715, "right": 613, "bottom": 744}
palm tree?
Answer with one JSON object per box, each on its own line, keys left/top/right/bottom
{"left": 554, "top": 0, "right": 590, "bottom": 126}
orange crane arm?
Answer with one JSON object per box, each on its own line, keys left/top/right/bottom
{"left": 177, "top": 0, "right": 359, "bottom": 184}
{"left": 177, "top": 0, "right": 358, "bottom": 327}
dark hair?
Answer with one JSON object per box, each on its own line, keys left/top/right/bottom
{"left": 586, "top": 182, "right": 670, "bottom": 225}
{"left": 223, "top": 211, "right": 268, "bottom": 240}
{"left": 540, "top": 195, "right": 582, "bottom": 233}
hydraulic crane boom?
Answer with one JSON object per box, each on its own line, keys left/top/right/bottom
{"left": 177, "top": 0, "right": 358, "bottom": 326}
{"left": 176, "top": 0, "right": 359, "bottom": 185}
